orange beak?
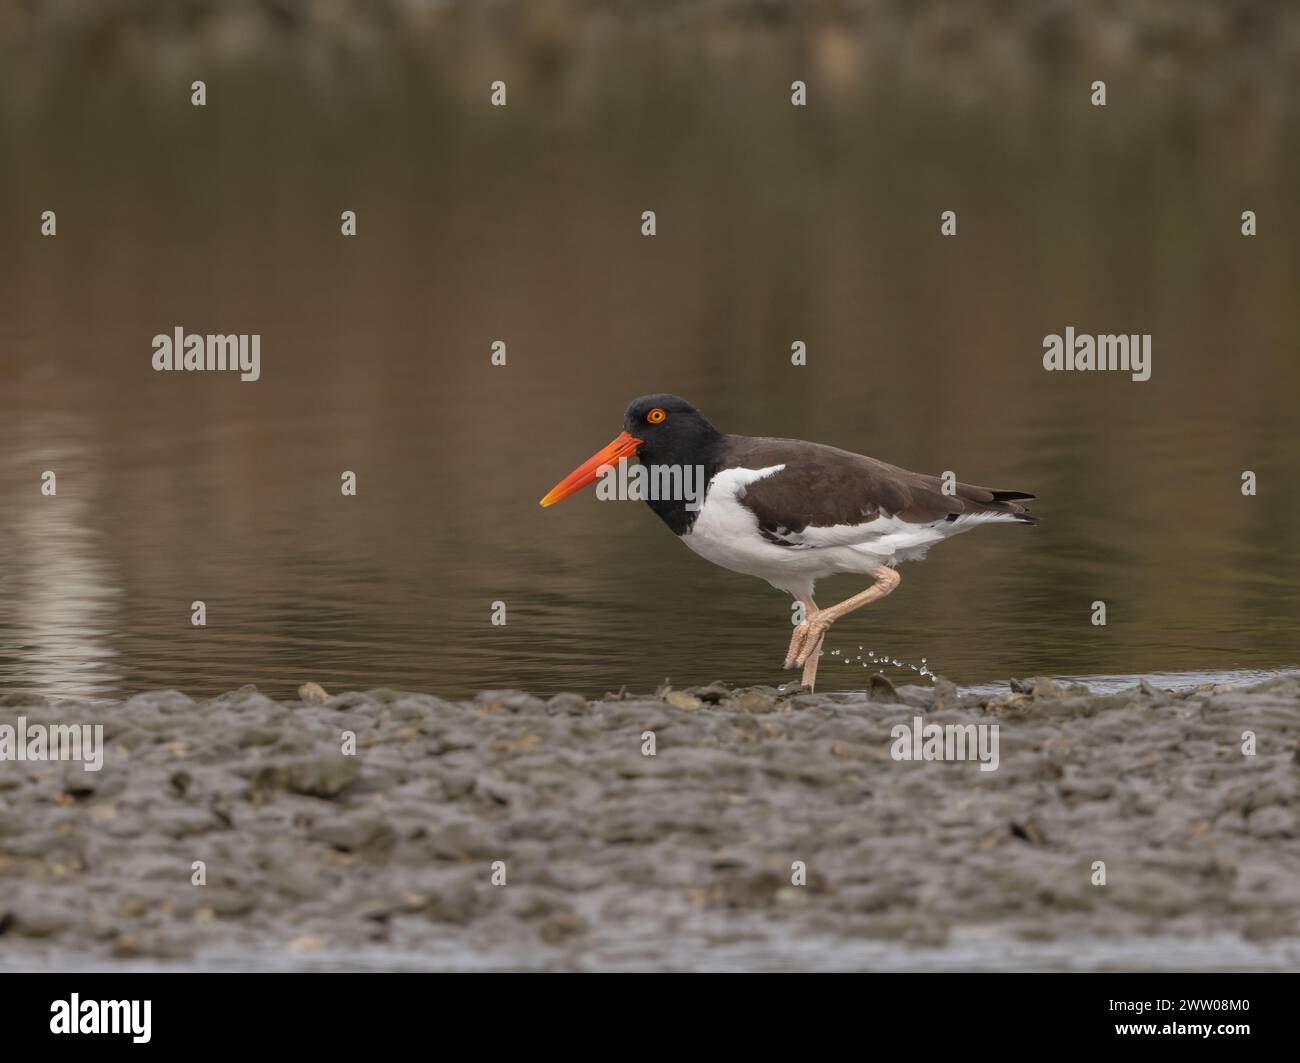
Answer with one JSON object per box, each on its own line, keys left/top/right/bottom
{"left": 540, "top": 431, "right": 643, "bottom": 507}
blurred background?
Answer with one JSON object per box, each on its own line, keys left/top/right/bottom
{"left": 1, "top": 0, "right": 1297, "bottom": 699}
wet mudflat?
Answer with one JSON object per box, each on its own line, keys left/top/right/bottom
{"left": 1, "top": 674, "right": 1298, "bottom": 971}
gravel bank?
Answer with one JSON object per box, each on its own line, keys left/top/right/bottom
{"left": 1, "top": 674, "right": 1298, "bottom": 970}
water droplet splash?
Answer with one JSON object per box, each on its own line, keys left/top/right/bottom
{"left": 820, "top": 644, "right": 941, "bottom": 684}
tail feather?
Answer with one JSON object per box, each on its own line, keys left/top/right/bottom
{"left": 951, "top": 480, "right": 1038, "bottom": 524}
{"left": 990, "top": 488, "right": 1036, "bottom": 525}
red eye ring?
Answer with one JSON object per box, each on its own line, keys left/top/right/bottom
{"left": 647, "top": 408, "right": 666, "bottom": 424}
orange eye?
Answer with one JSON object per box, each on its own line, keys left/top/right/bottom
{"left": 647, "top": 408, "right": 666, "bottom": 424}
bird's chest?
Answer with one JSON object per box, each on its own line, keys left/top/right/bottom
{"left": 678, "top": 466, "right": 792, "bottom": 577}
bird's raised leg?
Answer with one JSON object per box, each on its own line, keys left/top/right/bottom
{"left": 785, "top": 566, "right": 902, "bottom": 690}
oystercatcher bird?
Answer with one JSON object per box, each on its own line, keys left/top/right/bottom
{"left": 540, "top": 394, "right": 1035, "bottom": 691}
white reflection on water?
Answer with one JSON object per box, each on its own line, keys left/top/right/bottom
{"left": 0, "top": 415, "right": 120, "bottom": 698}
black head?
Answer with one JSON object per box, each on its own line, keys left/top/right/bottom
{"left": 539, "top": 393, "right": 723, "bottom": 524}
{"left": 622, "top": 394, "right": 722, "bottom": 466}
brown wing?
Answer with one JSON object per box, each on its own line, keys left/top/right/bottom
{"left": 718, "top": 435, "right": 1035, "bottom": 547}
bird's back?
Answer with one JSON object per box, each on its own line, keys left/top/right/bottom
{"left": 716, "top": 434, "right": 1036, "bottom": 535}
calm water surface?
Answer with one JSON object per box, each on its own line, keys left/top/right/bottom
{"left": 1, "top": 64, "right": 1297, "bottom": 700}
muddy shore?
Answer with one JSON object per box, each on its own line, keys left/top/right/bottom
{"left": 1, "top": 674, "right": 1298, "bottom": 971}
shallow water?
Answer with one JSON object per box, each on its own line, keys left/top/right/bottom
{"left": 960, "top": 667, "right": 1299, "bottom": 697}
{"left": 2, "top": 42, "right": 1298, "bottom": 703}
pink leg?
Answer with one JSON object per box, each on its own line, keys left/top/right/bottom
{"left": 784, "top": 567, "right": 901, "bottom": 691}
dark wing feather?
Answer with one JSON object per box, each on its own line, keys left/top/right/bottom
{"left": 718, "top": 436, "right": 1035, "bottom": 547}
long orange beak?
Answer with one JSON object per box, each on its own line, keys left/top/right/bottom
{"left": 540, "top": 431, "right": 643, "bottom": 507}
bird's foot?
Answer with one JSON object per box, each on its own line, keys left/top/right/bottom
{"left": 784, "top": 616, "right": 830, "bottom": 670}
{"left": 800, "top": 639, "right": 824, "bottom": 692}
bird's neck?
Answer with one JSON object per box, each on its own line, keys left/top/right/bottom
{"left": 637, "top": 430, "right": 726, "bottom": 536}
